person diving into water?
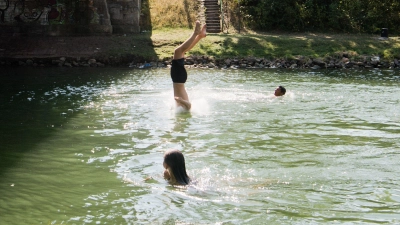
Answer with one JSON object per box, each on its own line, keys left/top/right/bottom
{"left": 171, "top": 21, "right": 207, "bottom": 111}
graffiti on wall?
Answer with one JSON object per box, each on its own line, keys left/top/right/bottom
{"left": 0, "top": 0, "right": 99, "bottom": 25}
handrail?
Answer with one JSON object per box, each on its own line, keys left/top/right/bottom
{"left": 219, "top": 0, "right": 225, "bottom": 33}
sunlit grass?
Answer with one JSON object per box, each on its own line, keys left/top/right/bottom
{"left": 368, "top": 44, "right": 377, "bottom": 49}
{"left": 149, "top": 0, "right": 198, "bottom": 29}
{"left": 349, "top": 41, "right": 357, "bottom": 47}
{"left": 383, "top": 49, "right": 394, "bottom": 59}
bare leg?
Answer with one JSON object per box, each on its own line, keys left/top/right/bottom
{"left": 183, "top": 24, "right": 207, "bottom": 54}
{"left": 173, "top": 21, "right": 207, "bottom": 59}
{"left": 175, "top": 97, "right": 192, "bottom": 110}
{"left": 173, "top": 83, "right": 191, "bottom": 110}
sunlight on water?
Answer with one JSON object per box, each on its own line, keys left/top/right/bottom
{"left": 0, "top": 68, "right": 399, "bottom": 224}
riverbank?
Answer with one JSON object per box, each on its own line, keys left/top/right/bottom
{"left": 1, "top": 29, "right": 400, "bottom": 69}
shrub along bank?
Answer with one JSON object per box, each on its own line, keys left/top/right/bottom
{"left": 220, "top": 0, "right": 400, "bottom": 34}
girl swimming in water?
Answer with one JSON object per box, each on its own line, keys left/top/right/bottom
{"left": 163, "top": 149, "right": 190, "bottom": 185}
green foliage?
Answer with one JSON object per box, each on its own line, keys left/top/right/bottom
{"left": 226, "top": 0, "right": 400, "bottom": 33}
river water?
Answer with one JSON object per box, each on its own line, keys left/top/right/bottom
{"left": 0, "top": 67, "right": 399, "bottom": 224}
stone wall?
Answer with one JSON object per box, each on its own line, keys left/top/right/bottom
{"left": 108, "top": 0, "right": 140, "bottom": 33}
{"left": 0, "top": 0, "right": 140, "bottom": 36}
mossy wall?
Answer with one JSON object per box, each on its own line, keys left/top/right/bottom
{"left": 0, "top": 0, "right": 141, "bottom": 35}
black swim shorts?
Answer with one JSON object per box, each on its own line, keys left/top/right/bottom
{"left": 171, "top": 58, "right": 187, "bottom": 83}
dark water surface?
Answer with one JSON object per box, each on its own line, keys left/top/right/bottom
{"left": 0, "top": 67, "right": 399, "bottom": 224}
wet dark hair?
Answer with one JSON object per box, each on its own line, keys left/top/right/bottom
{"left": 279, "top": 86, "right": 286, "bottom": 95}
{"left": 164, "top": 149, "right": 190, "bottom": 185}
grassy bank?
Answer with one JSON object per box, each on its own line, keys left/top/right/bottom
{"left": 119, "top": 28, "right": 400, "bottom": 62}
{"left": 137, "top": 0, "right": 400, "bottom": 62}
{"left": 1, "top": 29, "right": 399, "bottom": 68}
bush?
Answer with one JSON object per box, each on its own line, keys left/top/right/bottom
{"left": 142, "top": 0, "right": 198, "bottom": 30}
{"left": 225, "top": 0, "right": 400, "bottom": 33}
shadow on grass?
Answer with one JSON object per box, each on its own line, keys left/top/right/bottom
{"left": 191, "top": 32, "right": 400, "bottom": 60}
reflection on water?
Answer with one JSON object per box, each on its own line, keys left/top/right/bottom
{"left": 0, "top": 68, "right": 400, "bottom": 224}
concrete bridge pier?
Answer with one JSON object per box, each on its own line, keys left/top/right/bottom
{"left": 108, "top": 0, "right": 141, "bottom": 34}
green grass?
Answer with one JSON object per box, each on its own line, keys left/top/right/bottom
{"left": 104, "top": 29, "right": 400, "bottom": 62}
{"left": 127, "top": 0, "right": 400, "bottom": 62}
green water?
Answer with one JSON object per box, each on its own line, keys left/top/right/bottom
{"left": 0, "top": 67, "right": 399, "bottom": 224}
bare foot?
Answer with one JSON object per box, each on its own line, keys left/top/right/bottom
{"left": 199, "top": 24, "right": 207, "bottom": 38}
{"left": 194, "top": 21, "right": 201, "bottom": 35}
{"left": 174, "top": 97, "right": 192, "bottom": 110}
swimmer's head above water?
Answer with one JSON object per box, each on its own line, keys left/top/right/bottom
{"left": 163, "top": 149, "right": 190, "bottom": 185}
{"left": 274, "top": 86, "right": 286, "bottom": 96}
